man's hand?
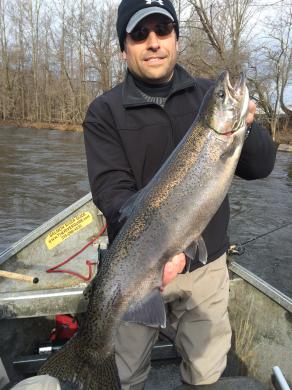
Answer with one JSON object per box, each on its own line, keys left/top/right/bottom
{"left": 246, "top": 100, "right": 256, "bottom": 126}
{"left": 161, "top": 253, "right": 186, "bottom": 289}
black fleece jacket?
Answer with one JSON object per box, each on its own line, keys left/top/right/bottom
{"left": 83, "top": 65, "right": 278, "bottom": 268}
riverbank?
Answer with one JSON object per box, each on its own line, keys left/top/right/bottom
{"left": 276, "top": 128, "right": 292, "bottom": 145}
{"left": 1, "top": 119, "right": 292, "bottom": 146}
{"left": 278, "top": 144, "right": 292, "bottom": 152}
{"left": 0, "top": 120, "right": 82, "bottom": 132}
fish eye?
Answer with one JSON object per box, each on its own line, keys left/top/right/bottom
{"left": 217, "top": 90, "right": 225, "bottom": 99}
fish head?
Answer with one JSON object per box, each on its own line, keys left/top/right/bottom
{"left": 204, "top": 71, "right": 249, "bottom": 138}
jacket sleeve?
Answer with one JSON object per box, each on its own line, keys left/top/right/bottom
{"left": 236, "top": 122, "right": 278, "bottom": 180}
{"left": 83, "top": 97, "right": 137, "bottom": 242}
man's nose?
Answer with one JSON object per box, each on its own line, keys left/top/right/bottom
{"left": 146, "top": 31, "right": 160, "bottom": 50}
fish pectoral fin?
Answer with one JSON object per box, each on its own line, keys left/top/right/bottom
{"left": 184, "top": 242, "right": 198, "bottom": 272}
{"left": 184, "top": 236, "right": 208, "bottom": 269}
{"left": 198, "top": 236, "right": 208, "bottom": 265}
{"left": 122, "top": 289, "right": 166, "bottom": 328}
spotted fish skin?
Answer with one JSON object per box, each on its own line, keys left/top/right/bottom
{"left": 38, "top": 71, "right": 249, "bottom": 389}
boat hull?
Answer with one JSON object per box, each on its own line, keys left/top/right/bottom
{"left": 0, "top": 195, "right": 291, "bottom": 387}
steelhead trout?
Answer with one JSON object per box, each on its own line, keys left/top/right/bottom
{"left": 39, "top": 71, "right": 249, "bottom": 389}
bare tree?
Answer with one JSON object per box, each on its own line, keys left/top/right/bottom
{"left": 0, "top": 0, "right": 12, "bottom": 119}
{"left": 81, "top": 0, "right": 123, "bottom": 93}
{"left": 248, "top": 3, "right": 292, "bottom": 138}
{"left": 11, "top": 0, "right": 27, "bottom": 119}
{"left": 184, "top": 0, "right": 257, "bottom": 77}
{"left": 0, "top": 0, "right": 290, "bottom": 136}
{"left": 181, "top": 0, "right": 292, "bottom": 138}
{"left": 276, "top": 8, "right": 292, "bottom": 118}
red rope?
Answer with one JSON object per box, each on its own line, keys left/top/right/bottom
{"left": 46, "top": 223, "right": 108, "bottom": 281}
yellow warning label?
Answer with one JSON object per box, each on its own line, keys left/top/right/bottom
{"left": 45, "top": 211, "right": 93, "bottom": 250}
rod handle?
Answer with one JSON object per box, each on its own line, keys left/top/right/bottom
{"left": 0, "top": 270, "right": 39, "bottom": 284}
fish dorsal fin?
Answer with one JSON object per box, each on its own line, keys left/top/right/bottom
{"left": 122, "top": 289, "right": 166, "bottom": 328}
{"left": 198, "top": 236, "right": 208, "bottom": 265}
{"left": 118, "top": 187, "right": 148, "bottom": 222}
{"left": 184, "top": 236, "right": 208, "bottom": 270}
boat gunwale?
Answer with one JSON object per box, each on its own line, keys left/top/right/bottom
{"left": 0, "top": 286, "right": 84, "bottom": 302}
{"left": 229, "top": 260, "right": 292, "bottom": 313}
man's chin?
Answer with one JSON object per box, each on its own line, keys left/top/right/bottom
{"left": 142, "top": 71, "right": 173, "bottom": 84}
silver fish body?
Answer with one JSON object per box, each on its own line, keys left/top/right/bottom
{"left": 39, "top": 71, "right": 249, "bottom": 389}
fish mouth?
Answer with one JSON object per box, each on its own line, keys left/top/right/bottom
{"left": 220, "top": 71, "right": 245, "bottom": 99}
{"left": 233, "top": 73, "right": 249, "bottom": 131}
{"left": 223, "top": 71, "right": 248, "bottom": 106}
{"left": 214, "top": 71, "right": 249, "bottom": 136}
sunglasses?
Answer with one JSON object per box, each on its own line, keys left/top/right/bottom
{"left": 129, "top": 22, "right": 176, "bottom": 42}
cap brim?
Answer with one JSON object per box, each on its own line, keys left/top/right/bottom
{"left": 126, "top": 7, "right": 174, "bottom": 33}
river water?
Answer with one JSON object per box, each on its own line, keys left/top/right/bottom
{"left": 0, "top": 126, "right": 291, "bottom": 298}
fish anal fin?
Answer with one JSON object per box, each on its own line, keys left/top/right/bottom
{"left": 122, "top": 289, "right": 166, "bottom": 328}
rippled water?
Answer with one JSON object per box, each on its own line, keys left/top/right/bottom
{"left": 229, "top": 151, "right": 292, "bottom": 298}
{"left": 0, "top": 126, "right": 291, "bottom": 297}
{"left": 0, "top": 126, "right": 89, "bottom": 253}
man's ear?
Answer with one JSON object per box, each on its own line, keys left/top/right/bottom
{"left": 122, "top": 42, "right": 127, "bottom": 60}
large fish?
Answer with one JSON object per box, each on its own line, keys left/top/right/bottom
{"left": 38, "top": 71, "right": 249, "bottom": 389}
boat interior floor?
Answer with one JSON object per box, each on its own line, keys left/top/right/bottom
{"left": 147, "top": 360, "right": 268, "bottom": 389}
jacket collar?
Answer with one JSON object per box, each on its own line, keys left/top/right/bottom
{"left": 122, "top": 64, "right": 196, "bottom": 108}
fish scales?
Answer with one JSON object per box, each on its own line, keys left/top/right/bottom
{"left": 39, "top": 71, "right": 249, "bottom": 389}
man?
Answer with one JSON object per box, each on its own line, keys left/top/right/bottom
{"left": 83, "top": 0, "right": 277, "bottom": 388}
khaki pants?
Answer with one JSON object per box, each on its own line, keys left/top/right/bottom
{"left": 11, "top": 375, "right": 61, "bottom": 390}
{"left": 115, "top": 253, "right": 231, "bottom": 389}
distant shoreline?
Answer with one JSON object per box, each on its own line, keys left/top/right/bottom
{"left": 0, "top": 120, "right": 82, "bottom": 132}
{"left": 278, "top": 144, "right": 292, "bottom": 152}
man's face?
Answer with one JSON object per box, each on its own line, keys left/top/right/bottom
{"left": 123, "top": 14, "right": 178, "bottom": 84}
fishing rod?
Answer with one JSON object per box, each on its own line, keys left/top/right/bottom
{"left": 228, "top": 221, "right": 292, "bottom": 256}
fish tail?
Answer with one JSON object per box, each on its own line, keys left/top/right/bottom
{"left": 38, "top": 337, "right": 121, "bottom": 389}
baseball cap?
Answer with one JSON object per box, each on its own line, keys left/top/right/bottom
{"left": 116, "top": 0, "right": 179, "bottom": 51}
